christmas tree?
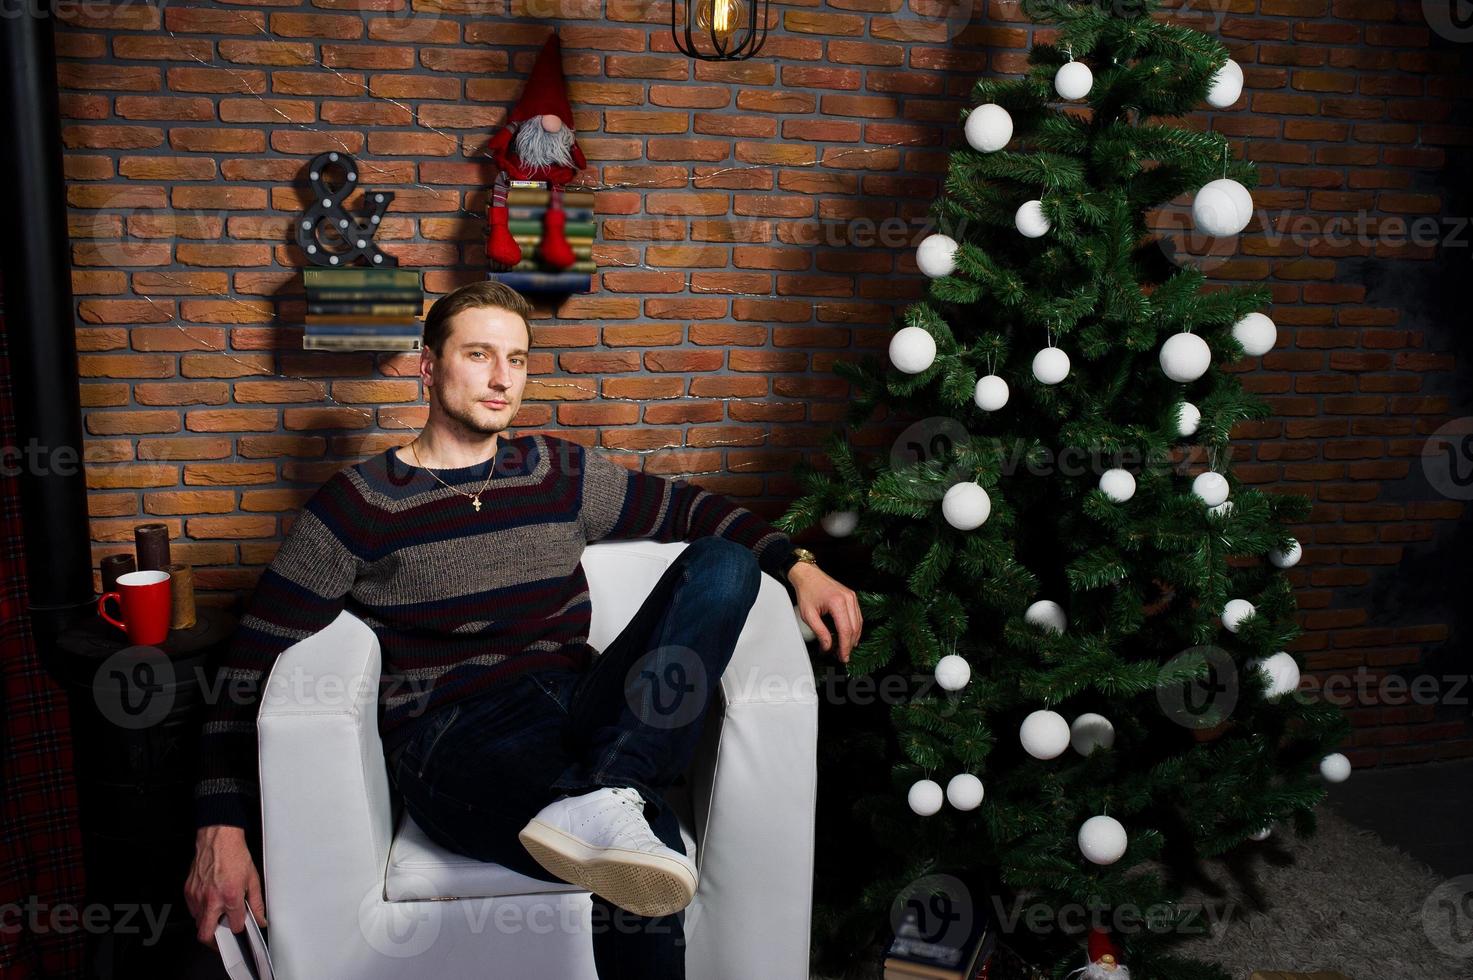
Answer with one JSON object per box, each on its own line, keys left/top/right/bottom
{"left": 775, "top": 1, "right": 1354, "bottom": 976}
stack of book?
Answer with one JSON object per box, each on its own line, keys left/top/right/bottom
{"left": 487, "top": 179, "right": 595, "bottom": 293}
{"left": 303, "top": 268, "right": 423, "bottom": 351}
{"left": 883, "top": 892, "right": 997, "bottom": 980}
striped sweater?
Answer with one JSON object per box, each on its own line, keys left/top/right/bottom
{"left": 194, "top": 432, "right": 798, "bottom": 833}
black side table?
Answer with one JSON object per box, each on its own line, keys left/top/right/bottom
{"left": 51, "top": 605, "right": 236, "bottom": 979}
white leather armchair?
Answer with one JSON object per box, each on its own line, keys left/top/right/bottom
{"left": 254, "top": 539, "right": 819, "bottom": 980}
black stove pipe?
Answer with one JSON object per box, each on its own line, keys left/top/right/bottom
{"left": 1, "top": 13, "right": 96, "bottom": 645}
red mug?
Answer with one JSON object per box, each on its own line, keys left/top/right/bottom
{"left": 98, "top": 569, "right": 173, "bottom": 645}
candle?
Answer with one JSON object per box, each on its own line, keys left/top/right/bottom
{"left": 134, "top": 523, "right": 171, "bottom": 572}
{"left": 100, "top": 553, "right": 135, "bottom": 594}
{"left": 163, "top": 562, "right": 196, "bottom": 630}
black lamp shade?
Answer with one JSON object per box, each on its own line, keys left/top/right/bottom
{"left": 673, "top": 0, "right": 770, "bottom": 61}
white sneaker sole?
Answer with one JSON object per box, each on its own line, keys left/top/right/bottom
{"left": 517, "top": 818, "right": 698, "bottom": 918}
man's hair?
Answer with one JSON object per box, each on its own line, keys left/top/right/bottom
{"left": 422, "top": 280, "right": 534, "bottom": 358}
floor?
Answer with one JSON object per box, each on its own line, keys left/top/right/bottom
{"left": 106, "top": 758, "right": 1473, "bottom": 979}
{"left": 1325, "top": 757, "right": 1473, "bottom": 879}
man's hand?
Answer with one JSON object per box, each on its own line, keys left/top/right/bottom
{"left": 788, "top": 562, "right": 861, "bottom": 664}
{"left": 186, "top": 824, "right": 267, "bottom": 951}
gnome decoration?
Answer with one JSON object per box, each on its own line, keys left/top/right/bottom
{"left": 1068, "top": 928, "right": 1131, "bottom": 980}
{"left": 486, "top": 33, "right": 587, "bottom": 272}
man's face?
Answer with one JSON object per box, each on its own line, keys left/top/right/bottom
{"left": 422, "top": 306, "right": 529, "bottom": 437}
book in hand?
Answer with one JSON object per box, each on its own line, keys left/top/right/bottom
{"left": 215, "top": 904, "right": 276, "bottom": 980}
{"left": 883, "top": 886, "right": 995, "bottom": 980}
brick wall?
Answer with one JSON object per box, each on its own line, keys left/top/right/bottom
{"left": 49, "top": 0, "right": 1472, "bottom": 765}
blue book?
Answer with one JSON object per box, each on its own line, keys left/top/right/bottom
{"left": 486, "top": 270, "right": 593, "bottom": 294}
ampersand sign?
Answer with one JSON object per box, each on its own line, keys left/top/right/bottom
{"left": 295, "top": 151, "right": 397, "bottom": 268}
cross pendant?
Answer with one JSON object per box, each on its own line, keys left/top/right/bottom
{"left": 472, "top": 497, "right": 482, "bottom": 512}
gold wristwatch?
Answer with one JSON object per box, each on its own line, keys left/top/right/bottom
{"left": 784, "top": 547, "right": 818, "bottom": 579}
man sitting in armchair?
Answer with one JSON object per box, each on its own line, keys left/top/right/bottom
{"left": 184, "top": 279, "right": 861, "bottom": 978}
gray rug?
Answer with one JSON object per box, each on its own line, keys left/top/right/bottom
{"left": 812, "top": 807, "right": 1473, "bottom": 979}
{"left": 1166, "top": 807, "right": 1471, "bottom": 980}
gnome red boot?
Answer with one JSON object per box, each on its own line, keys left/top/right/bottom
{"left": 538, "top": 207, "right": 576, "bottom": 271}
{"left": 487, "top": 204, "right": 522, "bottom": 269}
{"left": 533, "top": 204, "right": 571, "bottom": 269}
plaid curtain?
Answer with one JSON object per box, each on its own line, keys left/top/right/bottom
{"left": 0, "top": 312, "right": 87, "bottom": 976}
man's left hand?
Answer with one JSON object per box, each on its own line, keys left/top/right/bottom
{"left": 788, "top": 563, "right": 861, "bottom": 664}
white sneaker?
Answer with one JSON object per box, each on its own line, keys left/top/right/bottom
{"left": 517, "top": 786, "right": 698, "bottom": 917}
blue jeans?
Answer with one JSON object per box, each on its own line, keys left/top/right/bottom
{"left": 387, "top": 537, "right": 762, "bottom": 980}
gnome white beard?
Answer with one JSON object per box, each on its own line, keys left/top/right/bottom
{"left": 514, "top": 119, "right": 576, "bottom": 171}
{"left": 1080, "top": 963, "right": 1130, "bottom": 980}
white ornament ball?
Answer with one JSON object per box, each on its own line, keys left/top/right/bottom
{"left": 1020, "top": 709, "right": 1071, "bottom": 760}
{"left": 1160, "top": 332, "right": 1212, "bottom": 383}
{"left": 1206, "top": 58, "right": 1244, "bottom": 109}
{"left": 974, "top": 374, "right": 1010, "bottom": 411}
{"left": 1319, "top": 752, "right": 1352, "bottom": 783}
{"left": 942, "top": 481, "right": 992, "bottom": 530}
{"left": 1070, "top": 713, "right": 1116, "bottom": 755}
{"left": 1176, "top": 402, "right": 1202, "bottom": 437}
{"left": 1269, "top": 538, "right": 1302, "bottom": 568}
{"left": 1055, "top": 61, "right": 1094, "bottom": 101}
{"left": 916, "top": 233, "right": 959, "bottom": 278}
{"left": 796, "top": 605, "right": 816, "bottom": 642}
{"left": 1233, "top": 311, "right": 1277, "bottom": 357}
{"left": 908, "top": 778, "right": 944, "bottom": 816}
{"left": 1024, "top": 599, "right": 1067, "bottom": 634}
{"left": 1099, "top": 468, "right": 1136, "bottom": 503}
{"left": 934, "top": 653, "right": 972, "bottom": 692}
{"left": 1192, "top": 471, "right": 1230, "bottom": 507}
{"left": 946, "top": 773, "right": 985, "bottom": 810}
{"left": 1221, "top": 598, "right": 1256, "bottom": 633}
{"left": 821, "top": 509, "right": 859, "bottom": 537}
{"left": 1078, "top": 815, "right": 1128, "bottom": 865}
{"left": 1015, "top": 200, "right": 1051, "bottom": 239}
{"left": 1192, "top": 178, "right": 1253, "bottom": 237}
{"left": 964, "top": 103, "right": 1013, "bottom": 153}
{"left": 1249, "top": 826, "right": 1272, "bottom": 842}
{"left": 1032, "top": 347, "right": 1070, "bottom": 385}
{"left": 1253, "top": 651, "right": 1301, "bottom": 698}
{"left": 889, "top": 326, "right": 937, "bottom": 374}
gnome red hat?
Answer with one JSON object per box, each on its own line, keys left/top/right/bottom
{"left": 509, "top": 34, "right": 576, "bottom": 128}
{"left": 484, "top": 31, "right": 588, "bottom": 271}
{"left": 1069, "top": 927, "right": 1131, "bottom": 980}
